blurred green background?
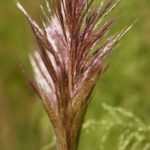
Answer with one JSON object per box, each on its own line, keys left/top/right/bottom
{"left": 0, "top": 0, "right": 150, "bottom": 150}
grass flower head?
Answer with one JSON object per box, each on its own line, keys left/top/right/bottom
{"left": 17, "top": 0, "right": 135, "bottom": 150}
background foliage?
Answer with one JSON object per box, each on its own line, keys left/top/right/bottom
{"left": 0, "top": 0, "right": 150, "bottom": 150}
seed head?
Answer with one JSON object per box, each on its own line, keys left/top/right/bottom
{"left": 17, "top": 0, "right": 136, "bottom": 149}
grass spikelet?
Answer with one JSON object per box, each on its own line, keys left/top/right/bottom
{"left": 17, "top": 0, "right": 135, "bottom": 150}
